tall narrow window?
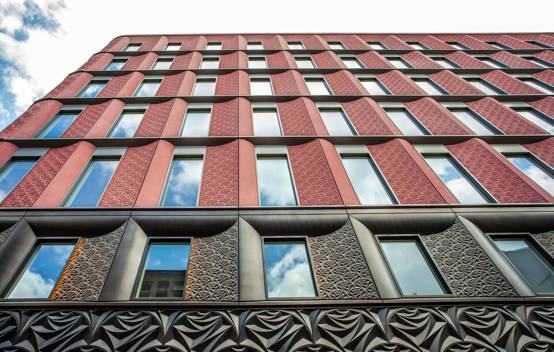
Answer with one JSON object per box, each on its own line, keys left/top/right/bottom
{"left": 295, "top": 56, "right": 315, "bottom": 69}
{"left": 287, "top": 41, "right": 304, "bottom": 50}
{"left": 518, "top": 78, "right": 554, "bottom": 94}
{"left": 200, "top": 57, "right": 219, "bottom": 69}
{"left": 512, "top": 107, "right": 554, "bottom": 134}
{"left": 367, "top": 42, "right": 387, "bottom": 50}
{"left": 506, "top": 155, "right": 553, "bottom": 195}
{"left": 206, "top": 42, "right": 222, "bottom": 50}
{"left": 305, "top": 77, "right": 332, "bottom": 95}
{"left": 153, "top": 58, "right": 173, "bottom": 70}
{"left": 341, "top": 156, "right": 395, "bottom": 204}
{"left": 125, "top": 43, "right": 141, "bottom": 52}
{"left": 425, "top": 155, "right": 490, "bottom": 203}
{"left": 106, "top": 58, "right": 127, "bottom": 71}
{"left": 162, "top": 157, "right": 203, "bottom": 206}
{"left": 478, "top": 57, "right": 508, "bottom": 68}
{"left": 136, "top": 242, "right": 191, "bottom": 298}
{"left": 327, "top": 41, "right": 345, "bottom": 50}
{"left": 7, "top": 242, "right": 75, "bottom": 299}
{"left": 247, "top": 42, "right": 263, "bottom": 50}
{"left": 263, "top": 239, "right": 316, "bottom": 298}
{"left": 412, "top": 78, "right": 449, "bottom": 95}
{"left": 250, "top": 77, "right": 273, "bottom": 95}
{"left": 252, "top": 108, "right": 282, "bottom": 136}
{"left": 341, "top": 56, "right": 364, "bottom": 68}
{"left": 380, "top": 239, "right": 447, "bottom": 296}
{"left": 319, "top": 108, "right": 356, "bottom": 135}
{"left": 37, "top": 111, "right": 80, "bottom": 138}
{"left": 359, "top": 78, "right": 390, "bottom": 95}
{"left": 387, "top": 57, "right": 412, "bottom": 69}
{"left": 248, "top": 57, "right": 267, "bottom": 69}
{"left": 134, "top": 79, "right": 162, "bottom": 97}
{"left": 486, "top": 41, "right": 511, "bottom": 50}
{"left": 407, "top": 42, "right": 428, "bottom": 50}
{"left": 448, "top": 108, "right": 499, "bottom": 135}
{"left": 165, "top": 43, "right": 181, "bottom": 51}
{"left": 0, "top": 159, "right": 36, "bottom": 202}
{"left": 257, "top": 156, "right": 297, "bottom": 206}
{"left": 447, "top": 41, "right": 470, "bottom": 50}
{"left": 181, "top": 108, "right": 211, "bottom": 137}
{"left": 465, "top": 78, "right": 505, "bottom": 95}
{"left": 385, "top": 108, "right": 429, "bottom": 136}
{"left": 109, "top": 110, "right": 144, "bottom": 138}
{"left": 78, "top": 80, "right": 108, "bottom": 98}
{"left": 65, "top": 158, "right": 119, "bottom": 207}
{"left": 192, "top": 77, "right": 216, "bottom": 96}
{"left": 432, "top": 57, "right": 460, "bottom": 69}
{"left": 493, "top": 237, "right": 554, "bottom": 294}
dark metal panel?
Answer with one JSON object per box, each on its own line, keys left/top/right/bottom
{"left": 0, "top": 220, "right": 37, "bottom": 296}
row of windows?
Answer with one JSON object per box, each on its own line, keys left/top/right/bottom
{"left": 1, "top": 144, "right": 552, "bottom": 206}
{"left": 5, "top": 231, "right": 554, "bottom": 299}
{"left": 120, "top": 39, "right": 554, "bottom": 53}
{"left": 33, "top": 101, "right": 554, "bottom": 141}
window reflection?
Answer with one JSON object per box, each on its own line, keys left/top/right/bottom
{"left": 0, "top": 159, "right": 36, "bottom": 202}
{"left": 257, "top": 156, "right": 297, "bottom": 206}
{"left": 66, "top": 158, "right": 119, "bottom": 207}
{"left": 38, "top": 111, "right": 80, "bottom": 138}
{"left": 341, "top": 156, "right": 395, "bottom": 204}
{"left": 507, "top": 155, "right": 553, "bottom": 195}
{"left": 513, "top": 107, "right": 554, "bottom": 134}
{"left": 109, "top": 111, "right": 144, "bottom": 138}
{"left": 449, "top": 108, "right": 497, "bottom": 135}
{"left": 134, "top": 80, "right": 161, "bottom": 97}
{"left": 253, "top": 109, "right": 281, "bottom": 136}
{"left": 319, "top": 108, "right": 356, "bottom": 136}
{"left": 181, "top": 109, "right": 211, "bottom": 137}
{"left": 162, "top": 158, "right": 203, "bottom": 206}
{"left": 193, "top": 78, "right": 216, "bottom": 96}
{"left": 305, "top": 78, "right": 331, "bottom": 95}
{"left": 248, "top": 57, "right": 267, "bottom": 69}
{"left": 359, "top": 78, "right": 389, "bottom": 95}
{"left": 106, "top": 58, "right": 127, "bottom": 71}
{"left": 250, "top": 78, "right": 273, "bottom": 95}
{"left": 385, "top": 108, "right": 428, "bottom": 136}
{"left": 78, "top": 80, "right": 108, "bottom": 98}
{"left": 295, "top": 57, "right": 315, "bottom": 69}
{"left": 200, "top": 58, "right": 219, "bottom": 69}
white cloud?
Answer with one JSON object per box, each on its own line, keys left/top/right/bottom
{"left": 267, "top": 244, "right": 315, "bottom": 298}
{"left": 8, "top": 270, "right": 55, "bottom": 298}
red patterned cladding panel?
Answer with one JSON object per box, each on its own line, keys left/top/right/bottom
{"left": 405, "top": 98, "right": 471, "bottom": 135}
{"left": 377, "top": 71, "right": 425, "bottom": 95}
{"left": 171, "top": 53, "right": 194, "bottom": 69}
{"left": 536, "top": 51, "right": 554, "bottom": 65}
{"left": 319, "top": 34, "right": 368, "bottom": 49}
{"left": 429, "top": 71, "right": 483, "bottom": 95}
{"left": 63, "top": 101, "right": 117, "bottom": 138}
{"left": 529, "top": 97, "right": 554, "bottom": 118}
{"left": 480, "top": 71, "right": 541, "bottom": 94}
{"left": 267, "top": 52, "right": 291, "bottom": 69}
{"left": 420, "top": 35, "right": 452, "bottom": 50}
{"left": 400, "top": 51, "right": 441, "bottom": 69}
{"left": 435, "top": 34, "right": 493, "bottom": 50}
{"left": 0, "top": 100, "right": 62, "bottom": 138}
{"left": 472, "top": 34, "right": 537, "bottom": 49}
{"left": 198, "top": 140, "right": 239, "bottom": 206}
{"left": 312, "top": 51, "right": 343, "bottom": 68}
{"left": 135, "top": 100, "right": 177, "bottom": 137}
{"left": 45, "top": 72, "right": 92, "bottom": 98}
{"left": 490, "top": 52, "right": 540, "bottom": 68}
{"left": 281, "top": 34, "right": 326, "bottom": 49}
{"left": 356, "top": 52, "right": 393, "bottom": 69}
{"left": 341, "top": 98, "right": 399, "bottom": 135}
{"left": 323, "top": 70, "right": 364, "bottom": 95}
{"left": 277, "top": 98, "right": 316, "bottom": 135}
{"left": 533, "top": 70, "right": 554, "bottom": 87}
{"left": 97, "top": 73, "right": 138, "bottom": 97}
{"left": 209, "top": 99, "right": 239, "bottom": 136}
{"left": 524, "top": 138, "right": 554, "bottom": 168}
{"left": 156, "top": 72, "right": 188, "bottom": 96}
{"left": 102, "top": 36, "right": 129, "bottom": 51}
{"left": 215, "top": 71, "right": 239, "bottom": 96}
{"left": 446, "top": 52, "right": 490, "bottom": 69}
{"left": 80, "top": 53, "right": 113, "bottom": 70}
{"left": 271, "top": 71, "right": 303, "bottom": 95}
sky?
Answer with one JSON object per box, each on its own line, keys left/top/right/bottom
{"left": 0, "top": 0, "right": 553, "bottom": 130}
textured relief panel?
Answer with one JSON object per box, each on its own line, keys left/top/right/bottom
{"left": 0, "top": 305, "right": 552, "bottom": 351}
{"left": 62, "top": 101, "right": 116, "bottom": 138}
{"left": 171, "top": 53, "right": 194, "bottom": 69}
{"left": 320, "top": 34, "right": 368, "bottom": 49}
{"left": 377, "top": 70, "right": 425, "bottom": 95}
{"left": 529, "top": 97, "right": 554, "bottom": 122}
{"left": 277, "top": 98, "right": 316, "bottom": 135}
{"left": 421, "top": 219, "right": 518, "bottom": 297}
{"left": 429, "top": 70, "right": 483, "bottom": 95}
{"left": 356, "top": 51, "right": 392, "bottom": 68}
{"left": 282, "top": 34, "right": 325, "bottom": 49}
{"left": 156, "top": 72, "right": 187, "bottom": 96}
{"left": 209, "top": 99, "right": 239, "bottom": 136}
{"left": 473, "top": 34, "right": 537, "bottom": 49}
{"left": 0, "top": 224, "right": 16, "bottom": 248}
{"left": 446, "top": 51, "right": 491, "bottom": 69}
{"left": 537, "top": 51, "right": 554, "bottom": 67}
{"left": 481, "top": 70, "right": 541, "bottom": 94}
{"left": 99, "top": 142, "right": 158, "bottom": 207}
{"left": 323, "top": 70, "right": 363, "bottom": 95}
{"left": 101, "top": 36, "right": 128, "bottom": 51}
{"left": 198, "top": 140, "right": 238, "bottom": 206}
{"left": 266, "top": 51, "right": 290, "bottom": 68}
{"left": 0, "top": 100, "right": 62, "bottom": 138}
{"left": 312, "top": 51, "right": 342, "bottom": 68}
{"left": 185, "top": 222, "right": 238, "bottom": 301}
{"left": 405, "top": 98, "right": 470, "bottom": 135}
{"left": 45, "top": 72, "right": 91, "bottom": 97}
{"left": 533, "top": 230, "right": 554, "bottom": 258}
{"left": 122, "top": 53, "right": 151, "bottom": 70}
{"left": 134, "top": 99, "right": 176, "bottom": 137}
{"left": 437, "top": 34, "right": 494, "bottom": 50}
{"left": 219, "top": 52, "right": 239, "bottom": 68}
{"left": 1, "top": 144, "right": 78, "bottom": 208}
{"left": 420, "top": 35, "right": 453, "bottom": 50}
{"left": 524, "top": 137, "right": 554, "bottom": 168}
{"left": 271, "top": 70, "right": 303, "bottom": 95}
{"left": 98, "top": 73, "right": 135, "bottom": 97}
{"left": 534, "top": 70, "right": 554, "bottom": 87}
{"left": 79, "top": 52, "right": 112, "bottom": 70}
{"left": 342, "top": 98, "right": 397, "bottom": 135}
{"left": 401, "top": 51, "right": 440, "bottom": 68}
{"left": 307, "top": 221, "right": 378, "bottom": 299}
{"left": 50, "top": 224, "right": 125, "bottom": 301}
{"left": 491, "top": 51, "right": 539, "bottom": 68}
{"left": 215, "top": 71, "right": 239, "bottom": 96}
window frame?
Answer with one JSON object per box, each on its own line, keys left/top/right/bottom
{"left": 515, "top": 76, "right": 554, "bottom": 94}
{"left": 382, "top": 105, "right": 431, "bottom": 136}
{"left": 247, "top": 41, "right": 264, "bottom": 50}
{"left": 507, "top": 103, "right": 554, "bottom": 134}
{"left": 367, "top": 41, "right": 387, "bottom": 50}
{"left": 105, "top": 57, "right": 129, "bottom": 71}
{"left": 179, "top": 103, "right": 213, "bottom": 137}
{"left": 35, "top": 107, "right": 83, "bottom": 138}
{"left": 165, "top": 42, "right": 182, "bottom": 51}
{"left": 248, "top": 55, "right": 268, "bottom": 69}
{"left": 385, "top": 56, "right": 413, "bottom": 69}
{"left": 410, "top": 76, "right": 451, "bottom": 95}
{"left": 463, "top": 76, "right": 507, "bottom": 95}
{"left": 430, "top": 56, "right": 461, "bottom": 69}
{"left": 327, "top": 41, "right": 345, "bottom": 50}
{"left": 317, "top": 104, "right": 358, "bottom": 136}
{"left": 475, "top": 56, "right": 509, "bottom": 69}
{"left": 357, "top": 75, "right": 391, "bottom": 95}
{"left": 500, "top": 150, "right": 554, "bottom": 196}
{"left": 159, "top": 147, "right": 206, "bottom": 207}
{"left": 205, "top": 41, "right": 222, "bottom": 50}
{"left": 200, "top": 55, "right": 220, "bottom": 70}
{"left": 152, "top": 56, "right": 175, "bottom": 70}
{"left": 192, "top": 76, "right": 217, "bottom": 96}
{"left": 339, "top": 55, "right": 365, "bottom": 69}
{"left": 77, "top": 79, "right": 110, "bottom": 98}
{"left": 132, "top": 77, "right": 163, "bottom": 97}
{"left": 407, "top": 41, "right": 429, "bottom": 50}
{"left": 107, "top": 105, "right": 148, "bottom": 138}
{"left": 294, "top": 55, "right": 316, "bottom": 69}
{"left": 485, "top": 41, "right": 512, "bottom": 50}
{"left": 251, "top": 104, "right": 283, "bottom": 136}
{"left": 525, "top": 40, "right": 553, "bottom": 49}
{"left": 446, "top": 41, "right": 470, "bottom": 50}
{"left": 521, "top": 56, "right": 554, "bottom": 68}
{"left": 445, "top": 105, "right": 503, "bottom": 135}
{"left": 303, "top": 75, "right": 333, "bottom": 95}
{"left": 287, "top": 41, "right": 304, "bottom": 50}
{"left": 124, "top": 43, "right": 142, "bottom": 52}
{"left": 255, "top": 146, "right": 299, "bottom": 207}
{"left": 249, "top": 75, "right": 274, "bottom": 95}
{"left": 0, "top": 155, "right": 41, "bottom": 203}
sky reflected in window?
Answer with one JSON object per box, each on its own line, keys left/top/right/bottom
{"left": 66, "top": 159, "right": 119, "bottom": 207}
{"left": 78, "top": 81, "right": 108, "bottom": 97}
{"left": 342, "top": 57, "right": 363, "bottom": 68}
{"left": 193, "top": 79, "right": 216, "bottom": 96}
{"left": 250, "top": 78, "right": 273, "bottom": 95}
{"left": 305, "top": 78, "right": 331, "bottom": 95}
{"left": 257, "top": 157, "right": 297, "bottom": 206}
{"left": 110, "top": 111, "right": 143, "bottom": 137}
{"left": 386, "top": 109, "right": 427, "bottom": 136}
{"left": 450, "top": 109, "right": 496, "bottom": 135}
{"left": 106, "top": 59, "right": 127, "bottom": 71}
{"left": 135, "top": 80, "right": 161, "bottom": 97}
{"left": 153, "top": 59, "right": 173, "bottom": 70}
{"left": 342, "top": 156, "right": 394, "bottom": 204}
{"left": 0, "top": 160, "right": 35, "bottom": 202}
{"left": 181, "top": 110, "right": 211, "bottom": 137}
{"left": 360, "top": 79, "right": 389, "bottom": 95}
{"left": 295, "top": 57, "right": 315, "bottom": 69}
{"left": 253, "top": 109, "right": 281, "bottom": 136}
{"left": 319, "top": 109, "right": 356, "bottom": 136}
{"left": 514, "top": 108, "right": 554, "bottom": 134}
{"left": 38, "top": 112, "right": 79, "bottom": 138}
{"left": 162, "top": 158, "right": 203, "bottom": 206}
{"left": 508, "top": 156, "right": 553, "bottom": 195}
{"left": 200, "top": 58, "right": 219, "bottom": 69}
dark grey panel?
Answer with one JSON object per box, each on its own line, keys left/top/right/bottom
{"left": 25, "top": 213, "right": 129, "bottom": 237}
{"left": 0, "top": 224, "right": 16, "bottom": 248}
{"left": 458, "top": 211, "right": 554, "bottom": 234}
{"left": 351, "top": 212, "right": 456, "bottom": 235}
{"left": 533, "top": 230, "right": 554, "bottom": 258}
{"left": 132, "top": 214, "right": 238, "bottom": 236}
{"left": 0, "top": 221, "right": 37, "bottom": 296}
{"left": 241, "top": 213, "right": 348, "bottom": 236}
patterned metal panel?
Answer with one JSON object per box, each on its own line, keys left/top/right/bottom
{"left": 533, "top": 230, "right": 554, "bottom": 258}
{"left": 0, "top": 224, "right": 16, "bottom": 248}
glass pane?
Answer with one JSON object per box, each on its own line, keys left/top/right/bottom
{"left": 138, "top": 242, "right": 190, "bottom": 298}
{"left": 433, "top": 58, "right": 458, "bottom": 69}
{"left": 78, "top": 81, "right": 107, "bottom": 97}
{"left": 295, "top": 58, "right": 315, "bottom": 69}
{"left": 386, "top": 109, "right": 427, "bottom": 136}
{"left": 247, "top": 42, "right": 263, "bottom": 50}
{"left": 201, "top": 58, "right": 219, "bottom": 69}
{"left": 342, "top": 58, "right": 363, "bottom": 68}
{"left": 106, "top": 59, "right": 126, "bottom": 71}
{"left": 466, "top": 79, "right": 503, "bottom": 95}
{"left": 125, "top": 44, "right": 141, "bottom": 52}
{"left": 38, "top": 112, "right": 79, "bottom": 138}
{"left": 253, "top": 109, "right": 281, "bottom": 136}
{"left": 249, "top": 58, "right": 267, "bottom": 69}
{"left": 8, "top": 243, "right": 75, "bottom": 299}
{"left": 319, "top": 109, "right": 356, "bottom": 136}
{"left": 305, "top": 79, "right": 331, "bottom": 95}
{"left": 447, "top": 42, "right": 469, "bottom": 50}
{"left": 110, "top": 111, "right": 143, "bottom": 138}
{"left": 425, "top": 156, "right": 489, "bottom": 203}
{"left": 288, "top": 42, "right": 304, "bottom": 50}
{"left": 526, "top": 58, "right": 553, "bottom": 68}
{"left": 182, "top": 110, "right": 211, "bottom": 137}
{"left": 250, "top": 79, "right": 273, "bottom": 95}
{"left": 206, "top": 43, "right": 222, "bottom": 50}
{"left": 360, "top": 79, "right": 388, "bottom": 95}
{"left": 521, "top": 79, "right": 554, "bottom": 94}
{"left": 135, "top": 81, "right": 161, "bottom": 97}
{"left": 479, "top": 58, "right": 506, "bottom": 69}
{"left": 507, "top": 156, "right": 553, "bottom": 195}
{"left": 153, "top": 59, "right": 173, "bottom": 70}
{"left": 328, "top": 42, "right": 344, "bottom": 50}
{"left": 368, "top": 42, "right": 386, "bottom": 50}
{"left": 381, "top": 239, "right": 446, "bottom": 296}
{"left": 408, "top": 42, "right": 427, "bottom": 50}
{"left": 450, "top": 109, "right": 496, "bottom": 135}
{"left": 0, "top": 160, "right": 36, "bottom": 202}
{"left": 193, "top": 79, "right": 216, "bottom": 96}
{"left": 515, "top": 108, "right": 554, "bottom": 134}
{"left": 162, "top": 158, "right": 203, "bottom": 206}
{"left": 388, "top": 58, "right": 410, "bottom": 69}
{"left": 414, "top": 79, "right": 446, "bottom": 95}
{"left": 166, "top": 44, "right": 181, "bottom": 51}
{"left": 494, "top": 238, "right": 554, "bottom": 294}
{"left": 66, "top": 159, "right": 119, "bottom": 207}
{"left": 342, "top": 157, "right": 394, "bottom": 204}
{"left": 486, "top": 41, "right": 511, "bottom": 49}
{"left": 263, "top": 241, "right": 316, "bottom": 298}
{"left": 257, "top": 157, "right": 297, "bottom": 206}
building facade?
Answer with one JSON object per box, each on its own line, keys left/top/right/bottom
{"left": 0, "top": 32, "right": 553, "bottom": 351}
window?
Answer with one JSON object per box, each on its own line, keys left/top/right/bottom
{"left": 493, "top": 237, "right": 554, "bottom": 294}
{"left": 37, "top": 110, "right": 80, "bottom": 138}
{"left": 358, "top": 77, "right": 390, "bottom": 95}
{"left": 248, "top": 56, "right": 267, "bottom": 69}
{"left": 65, "top": 158, "right": 119, "bottom": 207}
{"left": 7, "top": 242, "right": 75, "bottom": 299}
{"left": 294, "top": 56, "right": 315, "bottom": 69}
{"left": 165, "top": 43, "right": 181, "bottom": 51}
{"left": 518, "top": 78, "right": 554, "bottom": 94}
{"left": 287, "top": 41, "right": 304, "bottom": 50}
{"left": 477, "top": 57, "right": 508, "bottom": 69}
{"left": 247, "top": 41, "right": 263, "bottom": 50}
{"left": 106, "top": 58, "right": 127, "bottom": 71}
{"left": 407, "top": 41, "right": 428, "bottom": 50}
{"left": 109, "top": 109, "right": 144, "bottom": 138}
{"left": 380, "top": 239, "right": 447, "bottom": 296}
{"left": 153, "top": 57, "right": 173, "bottom": 70}
{"left": 206, "top": 42, "right": 222, "bottom": 50}
{"left": 162, "top": 157, "right": 203, "bottom": 206}
{"left": 252, "top": 108, "right": 282, "bottom": 136}
{"left": 385, "top": 108, "right": 429, "bottom": 136}
{"left": 447, "top": 41, "right": 470, "bottom": 50}
{"left": 134, "top": 79, "right": 162, "bottom": 96}
{"left": 263, "top": 239, "right": 316, "bottom": 298}
{"left": 200, "top": 57, "right": 220, "bottom": 69}
{"left": 486, "top": 41, "right": 511, "bottom": 50}
{"left": 78, "top": 80, "right": 108, "bottom": 98}
{"left": 506, "top": 155, "right": 553, "bottom": 195}
{"left": 181, "top": 107, "right": 211, "bottom": 137}
{"left": 387, "top": 57, "right": 412, "bottom": 69}
{"left": 367, "top": 42, "right": 387, "bottom": 50}
{"left": 424, "top": 155, "right": 490, "bottom": 203}
{"left": 341, "top": 56, "right": 364, "bottom": 68}
{"left": 0, "top": 159, "right": 36, "bottom": 202}
{"left": 341, "top": 155, "right": 395, "bottom": 204}
{"left": 522, "top": 56, "right": 554, "bottom": 68}
{"left": 431, "top": 57, "right": 460, "bottom": 69}
{"left": 465, "top": 78, "right": 505, "bottom": 95}
{"left": 526, "top": 40, "right": 553, "bottom": 49}
{"left": 124, "top": 43, "right": 141, "bottom": 52}
{"left": 257, "top": 155, "right": 297, "bottom": 206}
{"left": 448, "top": 108, "right": 499, "bottom": 135}
{"left": 250, "top": 77, "right": 273, "bottom": 95}
{"left": 327, "top": 41, "right": 345, "bottom": 50}
{"left": 412, "top": 78, "right": 449, "bottom": 95}
{"left": 318, "top": 107, "right": 356, "bottom": 136}
{"left": 304, "top": 77, "right": 332, "bottom": 95}
{"left": 136, "top": 242, "right": 191, "bottom": 298}
{"left": 192, "top": 77, "right": 216, "bottom": 95}
{"left": 512, "top": 107, "right": 554, "bottom": 134}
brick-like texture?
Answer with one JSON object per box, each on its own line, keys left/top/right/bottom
{"left": 401, "top": 51, "right": 441, "bottom": 69}
{"left": 529, "top": 97, "right": 554, "bottom": 118}
{"left": 320, "top": 34, "right": 368, "bottom": 49}
{"left": 102, "top": 36, "right": 128, "bottom": 51}
{"left": 63, "top": 101, "right": 122, "bottom": 138}
{"left": 215, "top": 71, "right": 239, "bottom": 95}
{"left": 377, "top": 71, "right": 425, "bottom": 95}
{"left": 467, "top": 98, "right": 546, "bottom": 134}
{"left": 156, "top": 72, "right": 190, "bottom": 96}
{"left": 209, "top": 99, "right": 239, "bottom": 136}
{"left": 123, "top": 53, "right": 155, "bottom": 70}
{"left": 171, "top": 53, "right": 195, "bottom": 69}
{"left": 80, "top": 53, "right": 113, "bottom": 70}
{"left": 281, "top": 34, "right": 326, "bottom": 49}
{"left": 429, "top": 71, "right": 483, "bottom": 95}
{"left": 356, "top": 51, "right": 393, "bottom": 69}
{"left": 447, "top": 139, "right": 551, "bottom": 203}
{"left": 271, "top": 71, "right": 304, "bottom": 95}
{"left": 98, "top": 72, "right": 143, "bottom": 97}
{"left": 446, "top": 52, "right": 490, "bottom": 69}
{"left": 480, "top": 70, "right": 542, "bottom": 94}
{"left": 524, "top": 138, "right": 554, "bottom": 168}
{"left": 99, "top": 142, "right": 158, "bottom": 207}
{"left": 267, "top": 51, "right": 291, "bottom": 69}
{"left": 312, "top": 51, "right": 344, "bottom": 68}
{"left": 341, "top": 98, "right": 400, "bottom": 135}
{"left": 490, "top": 52, "right": 541, "bottom": 68}
{"left": 436, "top": 34, "right": 495, "bottom": 50}
{"left": 243, "top": 34, "right": 284, "bottom": 50}
{"left": 135, "top": 99, "right": 177, "bottom": 137}
{"left": 368, "top": 139, "right": 449, "bottom": 204}
{"left": 0, "top": 142, "right": 18, "bottom": 167}
{"left": 288, "top": 140, "right": 343, "bottom": 205}
{"left": 533, "top": 70, "right": 554, "bottom": 87}
{"left": 473, "top": 34, "right": 537, "bottom": 49}
{"left": 198, "top": 141, "right": 239, "bottom": 206}
{"left": 277, "top": 98, "right": 316, "bottom": 135}
{"left": 419, "top": 35, "right": 452, "bottom": 50}
{"left": 0, "top": 100, "right": 62, "bottom": 138}
{"left": 359, "top": 34, "right": 412, "bottom": 49}
{"left": 220, "top": 52, "right": 240, "bottom": 69}
{"left": 323, "top": 70, "right": 364, "bottom": 95}
{"left": 406, "top": 98, "right": 471, "bottom": 135}
{"left": 1, "top": 144, "right": 78, "bottom": 208}
{"left": 45, "top": 72, "right": 93, "bottom": 98}
{"left": 536, "top": 51, "right": 554, "bottom": 65}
